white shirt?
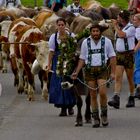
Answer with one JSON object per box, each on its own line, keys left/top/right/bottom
{"left": 0, "top": 0, "right": 5, "bottom": 7}
{"left": 66, "top": 3, "right": 83, "bottom": 16}
{"left": 116, "top": 22, "right": 136, "bottom": 52}
{"left": 135, "top": 27, "right": 140, "bottom": 41}
{"left": 49, "top": 31, "right": 75, "bottom": 51}
{"left": 1, "top": 0, "right": 21, "bottom": 8}
{"left": 80, "top": 36, "right": 116, "bottom": 66}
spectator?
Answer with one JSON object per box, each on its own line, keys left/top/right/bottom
{"left": 47, "top": 18, "right": 76, "bottom": 116}
{"left": 66, "top": 0, "right": 84, "bottom": 16}
{"left": 72, "top": 21, "right": 116, "bottom": 127}
{"left": 132, "top": 13, "right": 140, "bottom": 98}
{"left": 128, "top": 0, "right": 140, "bottom": 14}
{"left": 108, "top": 10, "right": 136, "bottom": 109}
{"left": 5, "top": 0, "right": 21, "bottom": 8}
{"left": 46, "top": 0, "right": 64, "bottom": 12}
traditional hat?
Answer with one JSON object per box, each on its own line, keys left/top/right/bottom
{"left": 90, "top": 20, "right": 109, "bottom": 32}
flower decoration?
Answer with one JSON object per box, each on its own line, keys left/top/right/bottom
{"left": 56, "top": 34, "right": 77, "bottom": 77}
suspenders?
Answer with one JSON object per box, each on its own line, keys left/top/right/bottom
{"left": 87, "top": 37, "right": 105, "bottom": 69}
{"left": 70, "top": 5, "right": 82, "bottom": 13}
{"left": 6, "top": 0, "right": 16, "bottom": 6}
{"left": 116, "top": 24, "right": 134, "bottom": 51}
{"left": 124, "top": 25, "right": 133, "bottom": 51}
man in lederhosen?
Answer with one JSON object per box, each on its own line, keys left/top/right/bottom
{"left": 72, "top": 22, "right": 116, "bottom": 128}
{"left": 66, "top": 0, "right": 84, "bottom": 16}
{"left": 108, "top": 10, "right": 136, "bottom": 109}
{"left": 0, "top": 0, "right": 21, "bottom": 8}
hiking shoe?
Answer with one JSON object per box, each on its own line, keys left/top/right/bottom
{"left": 108, "top": 95, "right": 120, "bottom": 109}
{"left": 126, "top": 96, "right": 135, "bottom": 108}
{"left": 92, "top": 119, "right": 100, "bottom": 128}
{"left": 92, "top": 110, "right": 100, "bottom": 128}
{"left": 101, "top": 116, "right": 109, "bottom": 126}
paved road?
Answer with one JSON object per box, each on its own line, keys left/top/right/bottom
{"left": 0, "top": 66, "right": 140, "bottom": 140}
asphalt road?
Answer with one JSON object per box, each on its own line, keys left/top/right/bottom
{"left": 0, "top": 65, "right": 140, "bottom": 140}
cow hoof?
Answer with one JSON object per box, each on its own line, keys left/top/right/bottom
{"left": 27, "top": 95, "right": 35, "bottom": 101}
{"left": 42, "top": 93, "right": 48, "bottom": 101}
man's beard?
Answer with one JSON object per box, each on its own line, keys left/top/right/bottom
{"left": 92, "top": 35, "right": 101, "bottom": 40}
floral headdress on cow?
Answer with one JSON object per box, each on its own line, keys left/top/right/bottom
{"left": 56, "top": 32, "right": 78, "bottom": 77}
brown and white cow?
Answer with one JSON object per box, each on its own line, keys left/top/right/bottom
{"left": 0, "top": 10, "right": 17, "bottom": 73}
{"left": 7, "top": 17, "right": 37, "bottom": 89}
{"left": 13, "top": 25, "right": 48, "bottom": 101}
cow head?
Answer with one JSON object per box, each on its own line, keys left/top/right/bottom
{"left": 31, "top": 40, "right": 49, "bottom": 74}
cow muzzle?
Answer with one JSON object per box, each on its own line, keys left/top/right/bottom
{"left": 61, "top": 81, "right": 73, "bottom": 90}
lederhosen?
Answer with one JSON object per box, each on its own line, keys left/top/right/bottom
{"left": 116, "top": 25, "right": 134, "bottom": 69}
{"left": 70, "top": 5, "right": 83, "bottom": 14}
{"left": 85, "top": 37, "right": 108, "bottom": 81}
{"left": 6, "top": 0, "right": 16, "bottom": 6}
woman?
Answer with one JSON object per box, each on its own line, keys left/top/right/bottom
{"left": 47, "top": 18, "right": 76, "bottom": 116}
{"left": 133, "top": 13, "right": 140, "bottom": 98}
{"left": 46, "top": 0, "right": 64, "bottom": 12}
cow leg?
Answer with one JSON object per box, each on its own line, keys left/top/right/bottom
{"left": 74, "top": 86, "right": 83, "bottom": 127}
{"left": 16, "top": 59, "right": 24, "bottom": 94}
{"left": 1, "top": 50, "right": 8, "bottom": 73}
{"left": 38, "top": 70, "right": 48, "bottom": 100}
{"left": 84, "top": 91, "right": 92, "bottom": 123}
{"left": 27, "top": 76, "right": 35, "bottom": 101}
{"left": 26, "top": 69, "right": 35, "bottom": 101}
{"left": 27, "top": 82, "right": 35, "bottom": 101}
{"left": 0, "top": 51, "right": 3, "bottom": 70}
{"left": 10, "top": 56, "right": 19, "bottom": 86}
{"left": 42, "top": 80, "right": 48, "bottom": 100}
{"left": 23, "top": 75, "right": 28, "bottom": 95}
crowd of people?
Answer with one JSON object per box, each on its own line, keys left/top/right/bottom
{"left": 1, "top": 0, "right": 140, "bottom": 128}
{"left": 45, "top": 1, "right": 140, "bottom": 127}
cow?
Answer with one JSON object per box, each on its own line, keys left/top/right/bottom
{"left": 13, "top": 25, "right": 48, "bottom": 101}
{"left": 70, "top": 15, "right": 93, "bottom": 34}
{"left": 31, "top": 40, "right": 49, "bottom": 100}
{"left": 0, "top": 10, "right": 17, "bottom": 73}
{"left": 7, "top": 17, "right": 37, "bottom": 90}
{"left": 56, "top": 9, "right": 76, "bottom": 26}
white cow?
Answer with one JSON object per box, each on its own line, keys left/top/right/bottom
{"left": 31, "top": 40, "right": 49, "bottom": 100}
